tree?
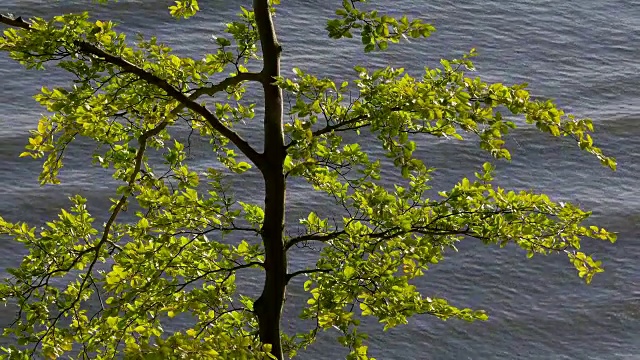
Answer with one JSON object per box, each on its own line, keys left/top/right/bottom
{"left": 0, "top": 1, "right": 616, "bottom": 359}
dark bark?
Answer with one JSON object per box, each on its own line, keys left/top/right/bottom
{"left": 253, "top": 1, "right": 287, "bottom": 359}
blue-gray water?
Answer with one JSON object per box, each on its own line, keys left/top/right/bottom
{"left": 1, "top": 1, "right": 639, "bottom": 359}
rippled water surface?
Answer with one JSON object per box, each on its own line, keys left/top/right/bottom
{"left": 1, "top": 1, "right": 639, "bottom": 359}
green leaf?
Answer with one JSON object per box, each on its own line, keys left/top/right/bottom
{"left": 238, "top": 240, "right": 250, "bottom": 254}
{"left": 236, "top": 161, "right": 251, "bottom": 172}
{"left": 343, "top": 266, "right": 356, "bottom": 279}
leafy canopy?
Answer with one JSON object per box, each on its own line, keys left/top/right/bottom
{"left": 0, "top": 0, "right": 615, "bottom": 359}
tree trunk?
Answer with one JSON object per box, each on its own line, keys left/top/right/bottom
{"left": 255, "top": 171, "right": 286, "bottom": 359}
{"left": 253, "top": 0, "right": 286, "bottom": 359}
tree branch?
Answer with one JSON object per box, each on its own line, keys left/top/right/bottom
{"left": 189, "top": 71, "right": 263, "bottom": 100}
{"left": 284, "top": 223, "right": 477, "bottom": 253}
{"left": 285, "top": 230, "right": 346, "bottom": 251}
{"left": 74, "top": 44, "right": 266, "bottom": 167}
{"left": 284, "top": 114, "right": 371, "bottom": 150}
{"left": 172, "top": 261, "right": 264, "bottom": 290}
{"left": 0, "top": 13, "right": 29, "bottom": 28}
{"left": 285, "top": 268, "right": 331, "bottom": 284}
{"left": 313, "top": 114, "right": 370, "bottom": 137}
{"left": 309, "top": 105, "right": 406, "bottom": 139}
{"left": 0, "top": 14, "right": 265, "bottom": 169}
{"left": 284, "top": 105, "right": 405, "bottom": 149}
{"left": 19, "top": 113, "right": 160, "bottom": 355}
